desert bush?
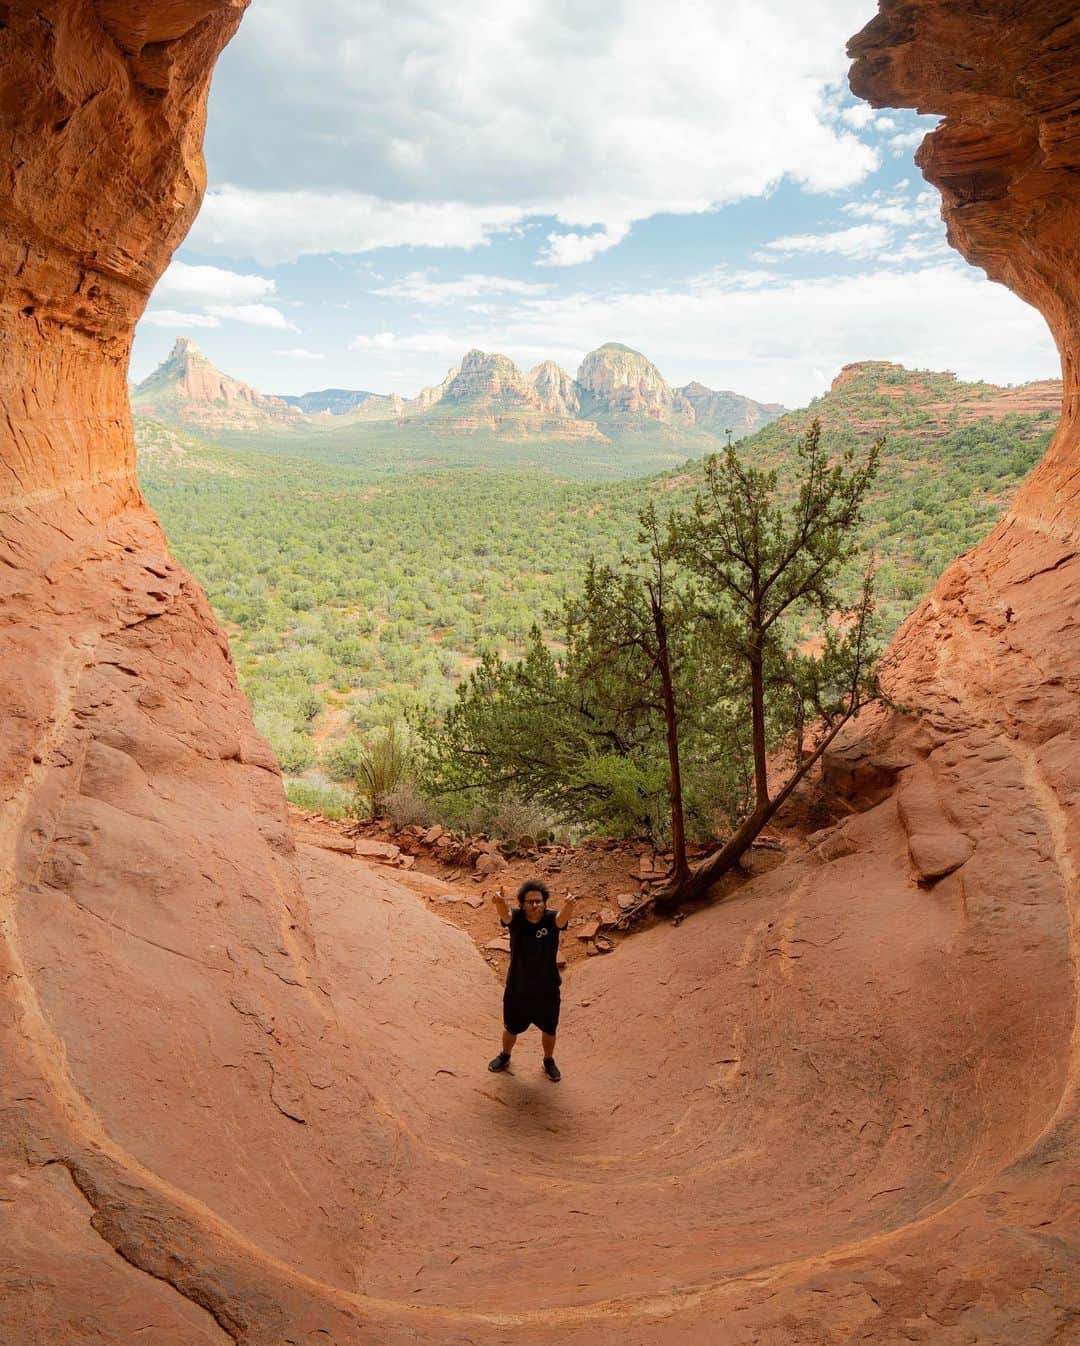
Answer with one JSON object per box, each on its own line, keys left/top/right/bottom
{"left": 383, "top": 781, "right": 437, "bottom": 829}
{"left": 355, "top": 722, "right": 410, "bottom": 818}
{"left": 463, "top": 792, "right": 557, "bottom": 843}
{"left": 285, "top": 779, "right": 352, "bottom": 819}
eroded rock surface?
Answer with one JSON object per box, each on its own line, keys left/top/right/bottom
{"left": 132, "top": 336, "right": 303, "bottom": 429}
{"left": 2, "top": 1, "right": 1079, "bottom": 1342}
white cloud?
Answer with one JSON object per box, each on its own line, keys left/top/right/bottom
{"left": 204, "top": 302, "right": 298, "bottom": 330}
{"left": 146, "top": 262, "right": 296, "bottom": 330}
{"left": 373, "top": 271, "right": 549, "bottom": 305}
{"left": 839, "top": 104, "right": 874, "bottom": 129}
{"left": 190, "top": 186, "right": 526, "bottom": 265}
{"left": 349, "top": 331, "right": 463, "bottom": 355}
{"left": 201, "top": 0, "right": 881, "bottom": 261}
{"left": 537, "top": 225, "right": 629, "bottom": 268}
{"left": 141, "top": 309, "right": 221, "bottom": 328}
{"left": 841, "top": 188, "right": 939, "bottom": 229}
{"left": 761, "top": 223, "right": 893, "bottom": 259}
{"left": 154, "top": 260, "right": 276, "bottom": 305}
{"left": 275, "top": 347, "right": 324, "bottom": 359}
{"left": 889, "top": 129, "right": 925, "bottom": 150}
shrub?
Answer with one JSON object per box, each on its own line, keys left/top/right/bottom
{"left": 463, "top": 792, "right": 557, "bottom": 843}
{"left": 356, "top": 722, "right": 409, "bottom": 818}
{"left": 383, "top": 781, "right": 436, "bottom": 829}
{"left": 285, "top": 779, "right": 352, "bottom": 819}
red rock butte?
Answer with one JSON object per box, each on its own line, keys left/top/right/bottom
{"left": 1, "top": 2, "right": 1078, "bottom": 1342}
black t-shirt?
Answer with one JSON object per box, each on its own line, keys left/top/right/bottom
{"left": 502, "top": 907, "right": 561, "bottom": 997}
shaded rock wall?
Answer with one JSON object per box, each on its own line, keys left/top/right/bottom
{"left": 851, "top": 0, "right": 1080, "bottom": 542}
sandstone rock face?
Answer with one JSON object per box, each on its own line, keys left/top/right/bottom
{"left": 577, "top": 341, "right": 694, "bottom": 423}
{"left": 441, "top": 348, "right": 540, "bottom": 408}
{"left": 3, "top": 2, "right": 1080, "bottom": 1343}
{"left": 411, "top": 363, "right": 460, "bottom": 410}
{"left": 527, "top": 359, "right": 582, "bottom": 417}
{"left": 850, "top": 0, "right": 1080, "bottom": 543}
{"left": 411, "top": 349, "right": 605, "bottom": 440}
{"left": 133, "top": 337, "right": 303, "bottom": 428}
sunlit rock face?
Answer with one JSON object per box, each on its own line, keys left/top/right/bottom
{"left": 131, "top": 337, "right": 303, "bottom": 428}
{"left": 0, "top": 1, "right": 247, "bottom": 502}
{"left": 527, "top": 359, "right": 582, "bottom": 417}
{"left": 2, "top": 2, "right": 1080, "bottom": 1344}
{"left": 440, "top": 348, "right": 540, "bottom": 407}
{"left": 577, "top": 341, "right": 695, "bottom": 422}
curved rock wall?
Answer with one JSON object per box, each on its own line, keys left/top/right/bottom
{"left": 2, "top": 1, "right": 1079, "bottom": 1342}
{"left": 850, "top": 0, "right": 1080, "bottom": 542}
{"left": 0, "top": 1, "right": 245, "bottom": 502}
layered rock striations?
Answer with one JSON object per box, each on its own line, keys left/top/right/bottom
{"left": 526, "top": 359, "right": 583, "bottom": 418}
{"left": 3, "top": 1, "right": 1080, "bottom": 1343}
{"left": 577, "top": 341, "right": 695, "bottom": 424}
{"left": 132, "top": 336, "right": 302, "bottom": 428}
{"left": 406, "top": 348, "right": 605, "bottom": 440}
{"left": 850, "top": 0, "right": 1080, "bottom": 543}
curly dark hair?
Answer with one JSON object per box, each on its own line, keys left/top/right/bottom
{"left": 515, "top": 879, "right": 550, "bottom": 907}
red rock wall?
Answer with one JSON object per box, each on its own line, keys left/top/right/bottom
{"left": 1, "top": 2, "right": 1079, "bottom": 1342}
{"left": 0, "top": 1, "right": 245, "bottom": 502}
{"left": 850, "top": 0, "right": 1080, "bottom": 542}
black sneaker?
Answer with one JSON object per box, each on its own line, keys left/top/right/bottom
{"left": 542, "top": 1056, "right": 561, "bottom": 1083}
{"left": 488, "top": 1051, "right": 512, "bottom": 1072}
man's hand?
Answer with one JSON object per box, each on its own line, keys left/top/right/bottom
{"left": 492, "top": 887, "right": 511, "bottom": 926}
{"left": 555, "top": 892, "right": 578, "bottom": 929}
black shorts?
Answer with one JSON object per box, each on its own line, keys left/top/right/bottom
{"left": 503, "top": 987, "right": 561, "bottom": 1037}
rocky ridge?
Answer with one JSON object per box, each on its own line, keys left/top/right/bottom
{"left": 132, "top": 337, "right": 303, "bottom": 429}
{"left": 279, "top": 388, "right": 379, "bottom": 415}
{"left": 134, "top": 338, "right": 786, "bottom": 443}
{"left": 577, "top": 340, "right": 695, "bottom": 425}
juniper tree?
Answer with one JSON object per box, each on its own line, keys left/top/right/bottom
{"left": 651, "top": 417, "right": 882, "bottom": 905}
{"left": 566, "top": 504, "right": 694, "bottom": 882}
{"left": 415, "top": 506, "right": 723, "bottom": 853}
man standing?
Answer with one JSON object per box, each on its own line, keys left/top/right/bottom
{"left": 488, "top": 880, "right": 577, "bottom": 1082}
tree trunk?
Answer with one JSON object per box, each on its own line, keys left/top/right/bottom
{"left": 749, "top": 630, "right": 769, "bottom": 810}
{"left": 652, "top": 594, "right": 690, "bottom": 883}
{"left": 647, "top": 707, "right": 856, "bottom": 910}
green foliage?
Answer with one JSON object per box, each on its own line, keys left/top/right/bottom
{"left": 354, "top": 722, "right": 410, "bottom": 819}
{"left": 136, "top": 372, "right": 1056, "bottom": 821}
{"left": 285, "top": 779, "right": 353, "bottom": 819}
{"left": 667, "top": 418, "right": 882, "bottom": 801}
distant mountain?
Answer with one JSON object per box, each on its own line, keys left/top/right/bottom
{"left": 132, "top": 338, "right": 786, "bottom": 446}
{"left": 132, "top": 338, "right": 302, "bottom": 430}
{"left": 387, "top": 343, "right": 784, "bottom": 443}
{"left": 278, "top": 388, "right": 379, "bottom": 415}
{"left": 400, "top": 349, "right": 604, "bottom": 440}
{"left": 678, "top": 382, "right": 786, "bottom": 438}
{"left": 577, "top": 342, "right": 695, "bottom": 427}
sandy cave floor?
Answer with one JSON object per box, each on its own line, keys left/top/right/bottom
{"left": 280, "top": 743, "right": 1074, "bottom": 1324}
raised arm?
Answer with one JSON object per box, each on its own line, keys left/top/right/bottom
{"left": 492, "top": 887, "right": 512, "bottom": 926}
{"left": 555, "top": 893, "right": 578, "bottom": 929}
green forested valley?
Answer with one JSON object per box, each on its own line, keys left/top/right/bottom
{"left": 136, "top": 362, "right": 1058, "bottom": 824}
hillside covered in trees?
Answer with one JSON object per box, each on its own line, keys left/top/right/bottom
{"left": 137, "top": 361, "right": 1059, "bottom": 825}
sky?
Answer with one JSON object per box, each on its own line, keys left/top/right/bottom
{"left": 130, "top": 0, "right": 1060, "bottom": 409}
